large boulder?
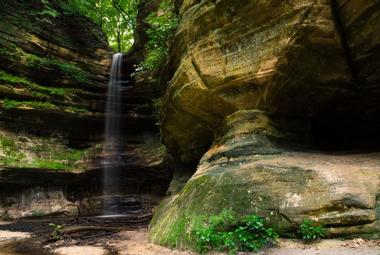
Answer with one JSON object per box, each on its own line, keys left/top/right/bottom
{"left": 150, "top": 110, "right": 380, "bottom": 246}
{"left": 151, "top": 0, "right": 380, "bottom": 247}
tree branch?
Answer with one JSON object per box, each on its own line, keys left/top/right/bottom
{"left": 111, "top": 0, "right": 135, "bottom": 29}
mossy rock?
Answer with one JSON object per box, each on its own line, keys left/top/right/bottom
{"left": 150, "top": 110, "right": 380, "bottom": 248}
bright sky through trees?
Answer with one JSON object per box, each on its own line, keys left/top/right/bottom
{"left": 60, "top": 0, "right": 139, "bottom": 52}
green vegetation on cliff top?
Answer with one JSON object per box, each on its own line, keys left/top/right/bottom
{"left": 37, "top": 0, "right": 139, "bottom": 52}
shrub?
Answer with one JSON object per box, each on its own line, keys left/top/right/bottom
{"left": 298, "top": 220, "right": 326, "bottom": 240}
{"left": 49, "top": 223, "right": 63, "bottom": 240}
{"left": 193, "top": 210, "right": 278, "bottom": 254}
{"left": 138, "top": 0, "right": 178, "bottom": 73}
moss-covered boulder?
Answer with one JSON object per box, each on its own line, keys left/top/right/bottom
{"left": 150, "top": 110, "right": 380, "bottom": 247}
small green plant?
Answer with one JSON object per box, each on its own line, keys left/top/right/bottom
{"left": 298, "top": 220, "right": 326, "bottom": 240}
{"left": 193, "top": 210, "right": 278, "bottom": 254}
{"left": 49, "top": 223, "right": 63, "bottom": 240}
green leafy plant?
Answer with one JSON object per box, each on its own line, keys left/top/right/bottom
{"left": 138, "top": 0, "right": 178, "bottom": 72}
{"left": 49, "top": 223, "right": 63, "bottom": 240}
{"left": 298, "top": 220, "right": 326, "bottom": 240}
{"left": 61, "top": 0, "right": 139, "bottom": 52}
{"left": 193, "top": 210, "right": 278, "bottom": 254}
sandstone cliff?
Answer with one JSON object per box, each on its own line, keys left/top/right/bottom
{"left": 0, "top": 0, "right": 172, "bottom": 219}
{"left": 150, "top": 0, "right": 380, "bottom": 246}
{"left": 0, "top": 0, "right": 111, "bottom": 146}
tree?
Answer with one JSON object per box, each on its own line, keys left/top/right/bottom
{"left": 58, "top": 0, "right": 139, "bottom": 52}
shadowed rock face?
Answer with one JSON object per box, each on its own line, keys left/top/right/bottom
{"left": 160, "top": 0, "right": 380, "bottom": 162}
{"left": 0, "top": 0, "right": 112, "bottom": 143}
{"left": 150, "top": 0, "right": 380, "bottom": 246}
{"left": 0, "top": 0, "right": 171, "bottom": 219}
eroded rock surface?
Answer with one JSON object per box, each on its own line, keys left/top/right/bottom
{"left": 151, "top": 111, "right": 380, "bottom": 246}
{"left": 0, "top": 0, "right": 170, "bottom": 219}
{"left": 151, "top": 0, "right": 380, "bottom": 247}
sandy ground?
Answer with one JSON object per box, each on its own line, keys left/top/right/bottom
{"left": 0, "top": 230, "right": 30, "bottom": 243}
{"left": 110, "top": 228, "right": 196, "bottom": 255}
{"left": 256, "top": 239, "right": 380, "bottom": 255}
{"left": 109, "top": 227, "right": 380, "bottom": 255}
{"left": 1, "top": 223, "right": 380, "bottom": 255}
{"left": 54, "top": 246, "right": 107, "bottom": 255}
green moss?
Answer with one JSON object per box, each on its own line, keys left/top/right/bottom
{"left": 0, "top": 70, "right": 67, "bottom": 98}
{"left": 149, "top": 171, "right": 283, "bottom": 249}
{"left": 65, "top": 105, "right": 90, "bottom": 114}
{"left": 0, "top": 134, "right": 26, "bottom": 165}
{"left": 0, "top": 132, "right": 89, "bottom": 171}
{"left": 1, "top": 42, "right": 88, "bottom": 84}
{"left": 1, "top": 98, "right": 90, "bottom": 114}
{"left": 30, "top": 160, "right": 70, "bottom": 170}
{"left": 2, "top": 99, "right": 58, "bottom": 110}
{"left": 26, "top": 54, "right": 87, "bottom": 83}
{"left": 0, "top": 47, "right": 17, "bottom": 58}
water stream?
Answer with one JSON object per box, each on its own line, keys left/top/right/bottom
{"left": 103, "top": 53, "right": 124, "bottom": 215}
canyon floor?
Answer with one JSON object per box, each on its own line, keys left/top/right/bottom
{"left": 1, "top": 219, "right": 380, "bottom": 255}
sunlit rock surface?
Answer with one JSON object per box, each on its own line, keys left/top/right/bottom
{"left": 151, "top": 0, "right": 380, "bottom": 246}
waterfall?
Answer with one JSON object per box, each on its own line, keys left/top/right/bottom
{"left": 103, "top": 53, "right": 123, "bottom": 215}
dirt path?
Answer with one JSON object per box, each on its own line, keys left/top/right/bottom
{"left": 109, "top": 227, "right": 380, "bottom": 255}
{"left": 110, "top": 227, "right": 196, "bottom": 255}
{"left": 1, "top": 220, "right": 380, "bottom": 255}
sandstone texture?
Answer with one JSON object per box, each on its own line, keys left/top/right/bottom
{"left": 151, "top": 0, "right": 380, "bottom": 247}
{"left": 0, "top": 0, "right": 170, "bottom": 219}
{"left": 0, "top": 1, "right": 112, "bottom": 142}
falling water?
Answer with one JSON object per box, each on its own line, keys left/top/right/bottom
{"left": 103, "top": 53, "right": 124, "bottom": 214}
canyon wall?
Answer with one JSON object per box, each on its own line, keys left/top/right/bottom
{"left": 150, "top": 0, "right": 380, "bottom": 247}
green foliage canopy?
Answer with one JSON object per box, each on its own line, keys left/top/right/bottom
{"left": 41, "top": 0, "right": 139, "bottom": 52}
{"left": 138, "top": 0, "right": 178, "bottom": 72}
